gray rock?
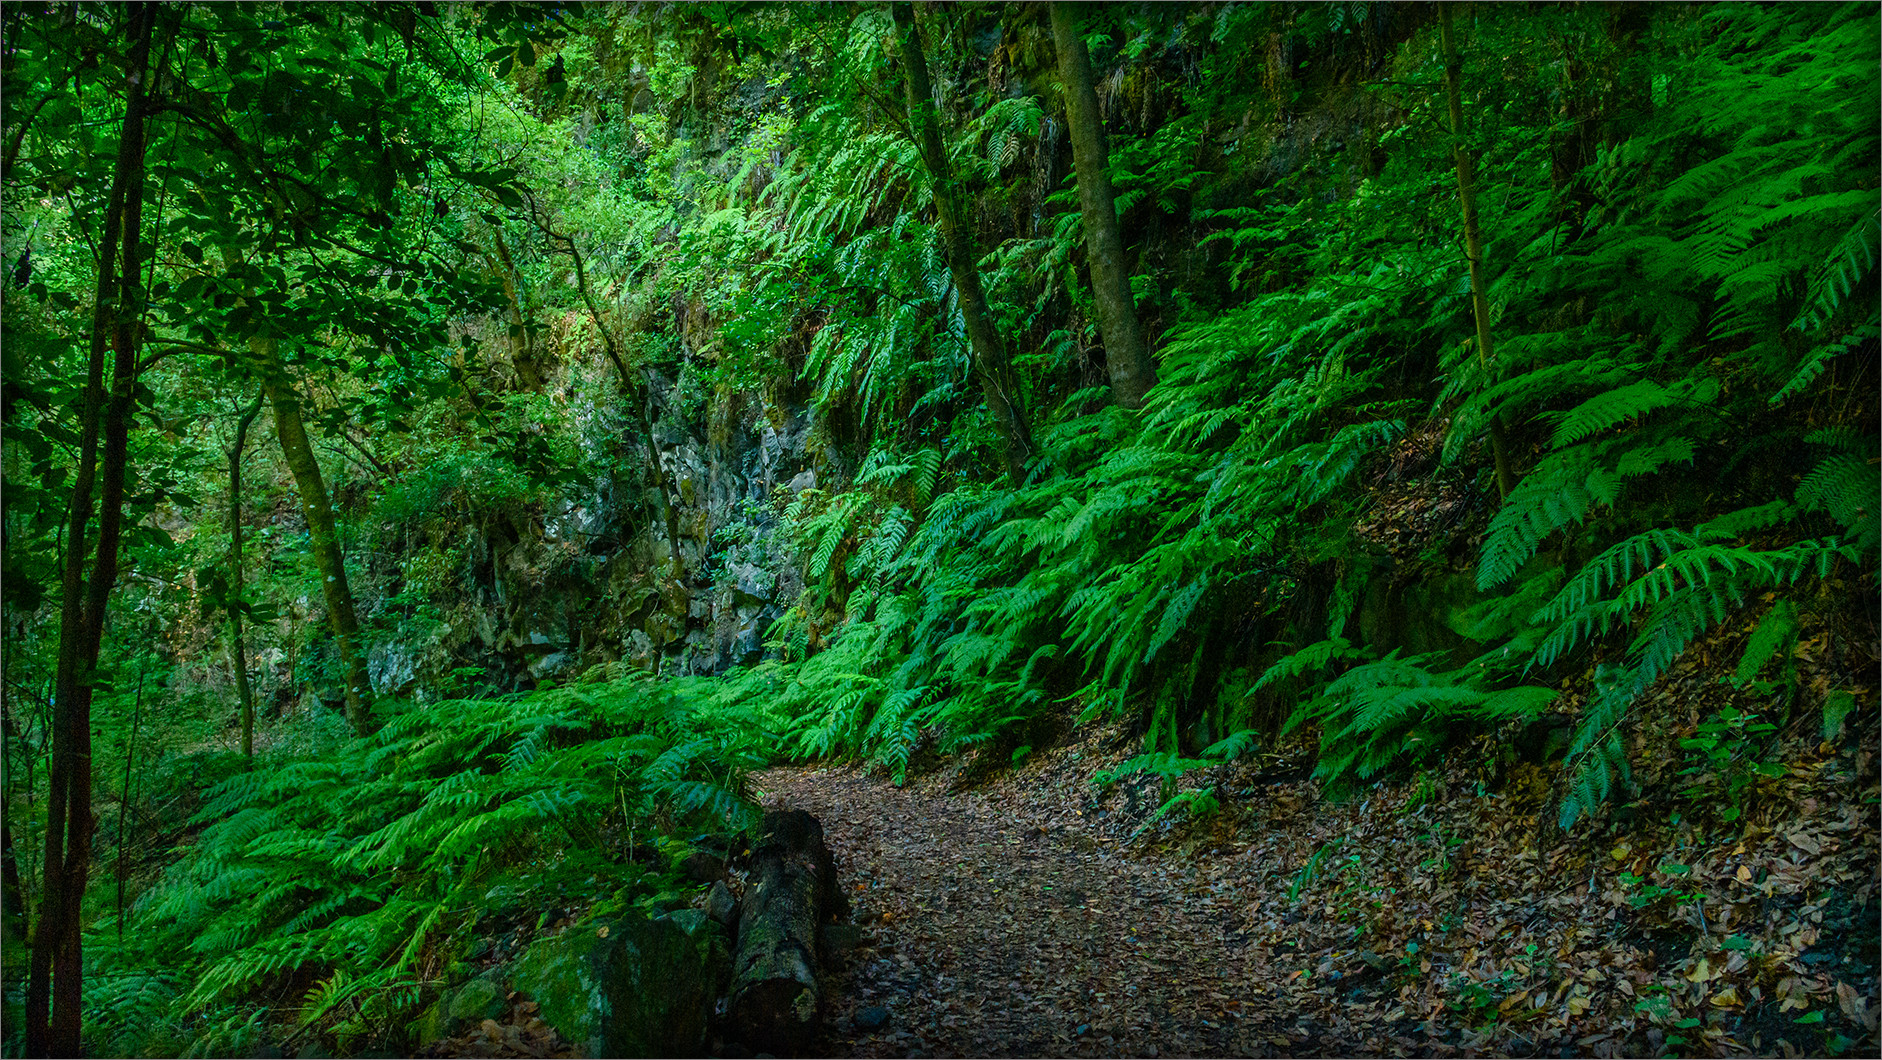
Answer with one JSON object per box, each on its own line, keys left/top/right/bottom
{"left": 727, "top": 562, "right": 773, "bottom": 603}
{"left": 528, "top": 651, "right": 573, "bottom": 681}
{"left": 855, "top": 1005, "right": 890, "bottom": 1031}
{"left": 786, "top": 470, "right": 817, "bottom": 494}
{"left": 367, "top": 645, "right": 419, "bottom": 696}
{"left": 707, "top": 880, "right": 739, "bottom": 928}
{"left": 732, "top": 617, "right": 765, "bottom": 667}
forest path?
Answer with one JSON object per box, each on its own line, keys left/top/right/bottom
{"left": 754, "top": 763, "right": 1311, "bottom": 1059}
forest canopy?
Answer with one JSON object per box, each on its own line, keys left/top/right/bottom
{"left": 1, "top": 1, "right": 1876, "bottom": 1056}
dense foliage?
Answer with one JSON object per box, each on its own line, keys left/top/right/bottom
{"left": 1, "top": 1, "right": 1874, "bottom": 1054}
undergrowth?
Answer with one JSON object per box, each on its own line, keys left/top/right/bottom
{"left": 709, "top": 3, "right": 1877, "bottom": 836}
{"left": 67, "top": 675, "right": 767, "bottom": 1057}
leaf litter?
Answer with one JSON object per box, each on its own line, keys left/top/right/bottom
{"left": 761, "top": 620, "right": 1878, "bottom": 1058}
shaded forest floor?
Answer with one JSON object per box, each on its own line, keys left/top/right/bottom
{"left": 413, "top": 616, "right": 1877, "bottom": 1060}
{"left": 757, "top": 698, "right": 1879, "bottom": 1059}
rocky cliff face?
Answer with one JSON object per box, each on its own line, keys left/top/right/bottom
{"left": 355, "top": 376, "right": 825, "bottom": 703}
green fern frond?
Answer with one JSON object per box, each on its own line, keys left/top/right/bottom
{"left": 1797, "top": 449, "right": 1881, "bottom": 552}
{"left": 1255, "top": 638, "right": 1370, "bottom": 692}
{"left": 1771, "top": 320, "right": 1879, "bottom": 406}
{"left": 1735, "top": 600, "right": 1799, "bottom": 686}
{"left": 1794, "top": 207, "right": 1879, "bottom": 333}
{"left": 1545, "top": 381, "right": 1675, "bottom": 448}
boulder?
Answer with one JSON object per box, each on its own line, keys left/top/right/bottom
{"left": 509, "top": 909, "right": 730, "bottom": 1058}
{"left": 707, "top": 880, "right": 740, "bottom": 928}
{"left": 413, "top": 970, "right": 508, "bottom": 1047}
{"left": 366, "top": 644, "right": 419, "bottom": 696}
{"left": 528, "top": 651, "right": 573, "bottom": 681}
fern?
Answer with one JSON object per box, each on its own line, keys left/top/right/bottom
{"left": 1796, "top": 434, "right": 1881, "bottom": 553}
{"left": 1478, "top": 432, "right": 1699, "bottom": 591}
{"left": 1735, "top": 600, "right": 1799, "bottom": 686}
{"left": 111, "top": 678, "right": 765, "bottom": 1046}
{"left": 1771, "top": 319, "right": 1879, "bottom": 406}
{"left": 1253, "top": 638, "right": 1371, "bottom": 691}
{"left": 1279, "top": 651, "right": 1558, "bottom": 796}
{"left": 1793, "top": 208, "right": 1879, "bottom": 333}
{"left": 1545, "top": 381, "right": 1677, "bottom": 448}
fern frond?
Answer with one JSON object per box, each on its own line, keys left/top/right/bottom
{"left": 1546, "top": 381, "right": 1675, "bottom": 448}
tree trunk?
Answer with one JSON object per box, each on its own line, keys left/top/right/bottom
{"left": 893, "top": 2, "right": 1033, "bottom": 482}
{"left": 1439, "top": 3, "right": 1517, "bottom": 501}
{"left": 1601, "top": 4, "right": 1652, "bottom": 151}
{"left": 261, "top": 351, "right": 374, "bottom": 736}
{"left": 545, "top": 221, "right": 687, "bottom": 572}
{"left": 729, "top": 809, "right": 848, "bottom": 1053}
{"left": 28, "top": 6, "right": 154, "bottom": 1054}
{"left": 1050, "top": 2, "right": 1155, "bottom": 410}
{"left": 2, "top": 818, "right": 27, "bottom": 965}
{"left": 228, "top": 392, "right": 264, "bottom": 758}
{"left": 1547, "top": 29, "right": 1593, "bottom": 217}
{"left": 490, "top": 228, "right": 546, "bottom": 390}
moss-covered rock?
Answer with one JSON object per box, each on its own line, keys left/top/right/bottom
{"left": 413, "top": 969, "right": 510, "bottom": 1047}
{"left": 509, "top": 910, "right": 731, "bottom": 1058}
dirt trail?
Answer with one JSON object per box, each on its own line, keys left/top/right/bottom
{"left": 756, "top": 764, "right": 1311, "bottom": 1059}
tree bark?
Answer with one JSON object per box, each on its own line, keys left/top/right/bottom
{"left": 1601, "top": 4, "right": 1652, "bottom": 151}
{"left": 490, "top": 228, "right": 546, "bottom": 390}
{"left": 1439, "top": 3, "right": 1517, "bottom": 501}
{"left": 29, "top": 6, "right": 154, "bottom": 1054}
{"left": 550, "top": 225, "right": 686, "bottom": 571}
{"left": 893, "top": 2, "right": 1033, "bottom": 482}
{"left": 1050, "top": 2, "right": 1155, "bottom": 410}
{"left": 261, "top": 350, "right": 374, "bottom": 735}
{"left": 2, "top": 818, "right": 27, "bottom": 966}
{"left": 729, "top": 809, "right": 848, "bottom": 1054}
{"left": 228, "top": 392, "right": 264, "bottom": 757}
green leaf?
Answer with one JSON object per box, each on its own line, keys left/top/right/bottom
{"left": 1822, "top": 690, "right": 1857, "bottom": 740}
{"left": 1735, "top": 600, "right": 1797, "bottom": 686}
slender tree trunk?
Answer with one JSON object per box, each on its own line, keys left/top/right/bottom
{"left": 2, "top": 704, "right": 30, "bottom": 957}
{"left": 545, "top": 220, "right": 685, "bottom": 570}
{"left": 1050, "top": 2, "right": 1154, "bottom": 410}
{"left": 893, "top": 2, "right": 1033, "bottom": 482}
{"left": 228, "top": 393, "right": 264, "bottom": 758}
{"left": 1601, "top": 4, "right": 1652, "bottom": 151}
{"left": 1439, "top": 3, "right": 1516, "bottom": 500}
{"left": 261, "top": 351, "right": 374, "bottom": 735}
{"left": 490, "top": 229, "right": 546, "bottom": 390}
{"left": 29, "top": 6, "right": 154, "bottom": 1054}
{"left": 114, "top": 661, "right": 145, "bottom": 935}
{"left": 2, "top": 818, "right": 27, "bottom": 964}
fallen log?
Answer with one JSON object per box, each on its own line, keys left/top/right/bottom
{"left": 728, "top": 809, "right": 847, "bottom": 1053}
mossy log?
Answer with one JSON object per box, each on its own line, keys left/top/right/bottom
{"left": 729, "top": 809, "right": 846, "bottom": 1053}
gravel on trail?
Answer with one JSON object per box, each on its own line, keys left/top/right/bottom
{"left": 758, "top": 761, "right": 1316, "bottom": 1059}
